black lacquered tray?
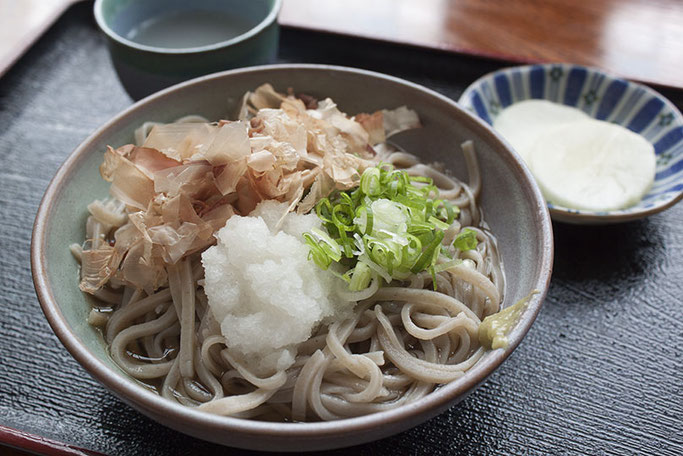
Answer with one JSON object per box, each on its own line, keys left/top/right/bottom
{"left": 1, "top": 3, "right": 681, "bottom": 455}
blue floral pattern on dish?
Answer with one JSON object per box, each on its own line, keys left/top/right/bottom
{"left": 459, "top": 63, "right": 683, "bottom": 223}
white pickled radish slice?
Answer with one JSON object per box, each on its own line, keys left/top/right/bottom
{"left": 493, "top": 100, "right": 589, "bottom": 162}
{"left": 527, "top": 119, "right": 656, "bottom": 211}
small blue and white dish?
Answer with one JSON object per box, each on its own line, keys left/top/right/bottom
{"left": 460, "top": 63, "right": 683, "bottom": 224}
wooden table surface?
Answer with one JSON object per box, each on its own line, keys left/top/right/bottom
{"left": 280, "top": 0, "right": 683, "bottom": 89}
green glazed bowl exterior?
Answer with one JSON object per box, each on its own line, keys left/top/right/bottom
{"left": 94, "top": 0, "right": 281, "bottom": 99}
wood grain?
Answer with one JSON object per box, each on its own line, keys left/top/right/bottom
{"left": 0, "top": 0, "right": 84, "bottom": 79}
{"left": 279, "top": 0, "right": 683, "bottom": 89}
{"left": 0, "top": 425, "right": 101, "bottom": 455}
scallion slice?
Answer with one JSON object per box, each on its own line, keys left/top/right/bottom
{"left": 304, "top": 165, "right": 461, "bottom": 290}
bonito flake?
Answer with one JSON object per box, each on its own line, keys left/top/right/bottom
{"left": 79, "top": 84, "right": 420, "bottom": 294}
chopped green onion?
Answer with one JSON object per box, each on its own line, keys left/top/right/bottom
{"left": 433, "top": 259, "right": 461, "bottom": 274}
{"left": 410, "top": 230, "right": 445, "bottom": 274}
{"left": 444, "top": 202, "right": 458, "bottom": 223}
{"left": 401, "top": 234, "right": 422, "bottom": 265}
{"left": 358, "top": 254, "right": 392, "bottom": 283}
{"left": 315, "top": 198, "right": 333, "bottom": 223}
{"left": 303, "top": 233, "right": 333, "bottom": 269}
{"left": 428, "top": 216, "right": 450, "bottom": 230}
{"left": 349, "top": 262, "right": 372, "bottom": 291}
{"left": 332, "top": 204, "right": 355, "bottom": 230}
{"left": 360, "top": 167, "right": 382, "bottom": 196}
{"left": 453, "top": 228, "right": 478, "bottom": 251}
{"left": 309, "top": 228, "right": 342, "bottom": 260}
{"left": 367, "top": 239, "right": 397, "bottom": 274}
{"left": 304, "top": 165, "right": 461, "bottom": 289}
{"left": 409, "top": 175, "right": 433, "bottom": 184}
{"left": 330, "top": 267, "right": 352, "bottom": 283}
{"left": 354, "top": 206, "right": 374, "bottom": 235}
{"left": 429, "top": 265, "right": 438, "bottom": 291}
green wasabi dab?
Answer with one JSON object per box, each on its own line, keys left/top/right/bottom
{"left": 479, "top": 290, "right": 539, "bottom": 350}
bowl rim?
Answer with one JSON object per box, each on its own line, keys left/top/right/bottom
{"left": 30, "top": 63, "right": 553, "bottom": 447}
{"left": 459, "top": 62, "right": 683, "bottom": 225}
{"left": 93, "top": 0, "right": 282, "bottom": 55}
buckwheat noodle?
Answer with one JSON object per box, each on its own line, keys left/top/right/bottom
{"left": 74, "top": 121, "right": 504, "bottom": 422}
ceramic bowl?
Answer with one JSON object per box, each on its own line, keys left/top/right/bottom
{"left": 460, "top": 63, "right": 683, "bottom": 224}
{"left": 31, "top": 64, "right": 553, "bottom": 451}
{"left": 94, "top": 0, "right": 281, "bottom": 100}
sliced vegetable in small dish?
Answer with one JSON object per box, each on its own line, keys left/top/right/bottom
{"left": 460, "top": 63, "right": 683, "bottom": 224}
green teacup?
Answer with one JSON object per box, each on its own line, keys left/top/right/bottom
{"left": 94, "top": 0, "right": 281, "bottom": 99}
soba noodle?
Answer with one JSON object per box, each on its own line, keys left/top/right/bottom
{"left": 73, "top": 90, "right": 505, "bottom": 422}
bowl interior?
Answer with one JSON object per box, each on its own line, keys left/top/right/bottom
{"left": 97, "top": 0, "right": 278, "bottom": 51}
{"left": 459, "top": 63, "right": 683, "bottom": 224}
{"left": 34, "top": 65, "right": 552, "bottom": 451}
